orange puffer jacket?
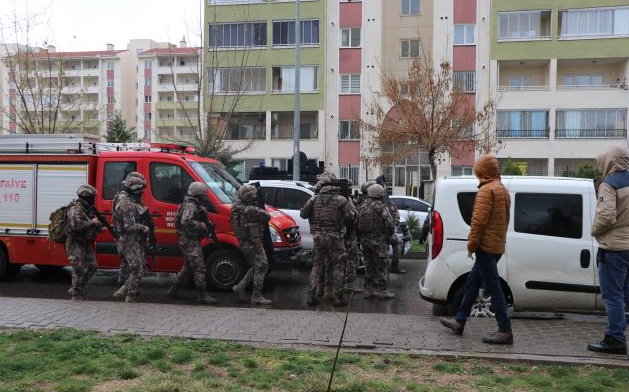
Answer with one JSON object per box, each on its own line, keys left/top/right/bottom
{"left": 467, "top": 155, "right": 511, "bottom": 255}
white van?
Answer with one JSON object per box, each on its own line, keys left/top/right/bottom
{"left": 419, "top": 176, "right": 602, "bottom": 316}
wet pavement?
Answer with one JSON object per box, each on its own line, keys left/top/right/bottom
{"left": 0, "top": 258, "right": 430, "bottom": 315}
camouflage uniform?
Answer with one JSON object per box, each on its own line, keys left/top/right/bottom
{"left": 65, "top": 185, "right": 102, "bottom": 300}
{"left": 344, "top": 198, "right": 360, "bottom": 291}
{"left": 168, "top": 182, "right": 217, "bottom": 305}
{"left": 389, "top": 205, "right": 405, "bottom": 274}
{"left": 301, "top": 174, "right": 353, "bottom": 306}
{"left": 231, "top": 185, "right": 272, "bottom": 305}
{"left": 357, "top": 185, "right": 396, "bottom": 299}
{"left": 113, "top": 187, "right": 149, "bottom": 302}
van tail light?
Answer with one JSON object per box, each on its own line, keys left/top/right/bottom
{"left": 431, "top": 210, "right": 443, "bottom": 259}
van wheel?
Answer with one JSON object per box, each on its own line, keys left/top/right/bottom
{"left": 452, "top": 286, "right": 513, "bottom": 318}
{"left": 205, "top": 249, "right": 247, "bottom": 291}
{"left": 0, "top": 246, "right": 21, "bottom": 281}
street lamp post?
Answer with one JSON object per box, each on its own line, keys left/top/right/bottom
{"left": 293, "top": 0, "right": 301, "bottom": 181}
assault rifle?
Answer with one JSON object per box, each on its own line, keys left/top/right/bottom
{"left": 250, "top": 181, "right": 274, "bottom": 263}
{"left": 139, "top": 207, "right": 157, "bottom": 267}
{"left": 198, "top": 209, "right": 218, "bottom": 242}
{"left": 87, "top": 206, "right": 118, "bottom": 239}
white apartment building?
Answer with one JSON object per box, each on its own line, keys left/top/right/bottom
{"left": 137, "top": 42, "right": 201, "bottom": 142}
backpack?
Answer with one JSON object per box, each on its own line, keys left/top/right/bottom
{"left": 48, "top": 203, "right": 73, "bottom": 243}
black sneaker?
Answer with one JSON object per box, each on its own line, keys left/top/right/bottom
{"left": 482, "top": 331, "right": 514, "bottom": 345}
{"left": 440, "top": 318, "right": 464, "bottom": 336}
{"left": 587, "top": 335, "right": 627, "bottom": 355}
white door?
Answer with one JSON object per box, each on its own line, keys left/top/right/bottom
{"left": 507, "top": 187, "right": 596, "bottom": 311}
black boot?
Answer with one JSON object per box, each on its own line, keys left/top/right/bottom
{"left": 587, "top": 335, "right": 627, "bottom": 355}
{"left": 307, "top": 286, "right": 319, "bottom": 306}
{"left": 333, "top": 293, "right": 347, "bottom": 307}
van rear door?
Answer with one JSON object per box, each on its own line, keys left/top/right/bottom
{"left": 507, "top": 182, "right": 596, "bottom": 311}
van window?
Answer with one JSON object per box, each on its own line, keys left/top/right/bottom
{"left": 457, "top": 192, "right": 476, "bottom": 225}
{"left": 259, "top": 187, "right": 276, "bottom": 206}
{"left": 515, "top": 193, "right": 582, "bottom": 239}
{"left": 103, "top": 161, "right": 137, "bottom": 200}
{"left": 150, "top": 162, "right": 194, "bottom": 204}
{"left": 277, "top": 188, "right": 311, "bottom": 210}
{"left": 190, "top": 162, "right": 240, "bottom": 204}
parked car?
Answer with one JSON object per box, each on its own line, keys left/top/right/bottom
{"left": 251, "top": 180, "right": 412, "bottom": 260}
{"left": 390, "top": 195, "right": 431, "bottom": 228}
{"left": 420, "top": 176, "right": 602, "bottom": 317}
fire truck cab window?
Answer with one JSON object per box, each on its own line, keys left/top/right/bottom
{"left": 103, "top": 162, "right": 137, "bottom": 200}
{"left": 150, "top": 162, "right": 194, "bottom": 205}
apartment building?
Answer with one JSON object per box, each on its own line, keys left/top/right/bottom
{"left": 481, "top": 0, "right": 629, "bottom": 176}
{"left": 205, "top": 0, "right": 329, "bottom": 181}
{"left": 0, "top": 44, "right": 125, "bottom": 135}
{"left": 137, "top": 43, "right": 201, "bottom": 141}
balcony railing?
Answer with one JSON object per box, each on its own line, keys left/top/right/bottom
{"left": 498, "top": 85, "right": 550, "bottom": 91}
{"left": 555, "top": 129, "right": 627, "bottom": 139}
{"left": 496, "top": 129, "right": 549, "bottom": 139}
{"left": 557, "top": 84, "right": 620, "bottom": 90}
{"left": 271, "top": 127, "right": 318, "bottom": 140}
{"left": 225, "top": 127, "right": 266, "bottom": 140}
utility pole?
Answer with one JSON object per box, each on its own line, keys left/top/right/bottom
{"left": 292, "top": 0, "right": 301, "bottom": 181}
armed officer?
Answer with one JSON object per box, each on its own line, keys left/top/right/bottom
{"left": 167, "top": 182, "right": 218, "bottom": 305}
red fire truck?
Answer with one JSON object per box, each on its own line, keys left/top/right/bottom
{"left": 0, "top": 135, "right": 302, "bottom": 289}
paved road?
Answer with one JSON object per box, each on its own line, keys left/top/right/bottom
{"left": 0, "top": 258, "right": 430, "bottom": 315}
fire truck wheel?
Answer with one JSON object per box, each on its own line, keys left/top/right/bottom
{"left": 0, "top": 246, "right": 21, "bottom": 281}
{"left": 205, "top": 249, "right": 247, "bottom": 291}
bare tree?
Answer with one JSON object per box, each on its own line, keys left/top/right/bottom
{"left": 361, "top": 58, "right": 498, "bottom": 186}
{"left": 0, "top": 4, "right": 100, "bottom": 134}
{"left": 157, "top": 0, "right": 265, "bottom": 168}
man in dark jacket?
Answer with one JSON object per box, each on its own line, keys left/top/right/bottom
{"left": 587, "top": 146, "right": 629, "bottom": 355}
{"left": 440, "top": 154, "right": 513, "bottom": 345}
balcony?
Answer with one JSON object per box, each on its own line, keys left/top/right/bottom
{"left": 496, "top": 129, "right": 550, "bottom": 139}
{"left": 498, "top": 60, "right": 550, "bottom": 91}
{"left": 555, "top": 129, "right": 627, "bottom": 139}
{"left": 557, "top": 58, "right": 628, "bottom": 90}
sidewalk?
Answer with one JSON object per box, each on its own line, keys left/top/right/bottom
{"left": 0, "top": 297, "right": 626, "bottom": 368}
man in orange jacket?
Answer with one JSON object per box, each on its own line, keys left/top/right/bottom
{"left": 440, "top": 154, "right": 513, "bottom": 345}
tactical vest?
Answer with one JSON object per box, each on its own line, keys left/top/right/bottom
{"left": 231, "top": 202, "right": 264, "bottom": 240}
{"left": 357, "top": 198, "right": 386, "bottom": 237}
{"left": 310, "top": 193, "right": 345, "bottom": 233}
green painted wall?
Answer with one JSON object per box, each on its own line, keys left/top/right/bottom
{"left": 203, "top": 0, "right": 326, "bottom": 113}
{"left": 492, "top": 0, "right": 629, "bottom": 60}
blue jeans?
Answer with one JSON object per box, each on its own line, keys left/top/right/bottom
{"left": 599, "top": 250, "right": 629, "bottom": 342}
{"left": 455, "top": 249, "right": 512, "bottom": 333}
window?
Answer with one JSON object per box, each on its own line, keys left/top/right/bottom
{"left": 340, "top": 74, "right": 360, "bottom": 94}
{"left": 339, "top": 120, "right": 360, "bottom": 140}
{"left": 103, "top": 162, "right": 137, "bottom": 200}
{"left": 457, "top": 192, "right": 476, "bottom": 226}
{"left": 509, "top": 76, "right": 532, "bottom": 87}
{"left": 451, "top": 166, "right": 473, "bottom": 176}
{"left": 562, "top": 74, "right": 604, "bottom": 86}
{"left": 497, "top": 110, "right": 549, "bottom": 138}
{"left": 277, "top": 188, "right": 311, "bottom": 210}
{"left": 402, "top": 0, "right": 420, "bottom": 16}
{"left": 556, "top": 109, "right": 627, "bottom": 138}
{"left": 144, "top": 78, "right": 152, "bottom": 86}
{"left": 144, "top": 60, "right": 152, "bottom": 69}
{"left": 210, "top": 0, "right": 268, "bottom": 4}
{"left": 225, "top": 113, "right": 266, "bottom": 140}
{"left": 341, "top": 28, "right": 361, "bottom": 47}
{"left": 454, "top": 24, "right": 476, "bottom": 45}
{"left": 498, "top": 10, "right": 552, "bottom": 40}
{"left": 382, "top": 166, "right": 393, "bottom": 185}
{"left": 273, "top": 20, "right": 319, "bottom": 46}
{"left": 271, "top": 111, "right": 318, "bottom": 139}
{"left": 271, "top": 158, "right": 288, "bottom": 171}
{"left": 339, "top": 164, "right": 359, "bottom": 185}
{"left": 400, "top": 39, "right": 421, "bottom": 58}
{"left": 395, "top": 167, "right": 406, "bottom": 186}
{"left": 559, "top": 7, "right": 629, "bottom": 38}
{"left": 144, "top": 112, "right": 152, "bottom": 121}
{"left": 259, "top": 187, "right": 276, "bottom": 206}
{"left": 107, "top": 79, "right": 114, "bottom": 87}
{"left": 515, "top": 193, "right": 582, "bottom": 239}
{"left": 144, "top": 95, "right": 152, "bottom": 103}
{"left": 107, "top": 62, "right": 114, "bottom": 70}
{"left": 272, "top": 66, "right": 318, "bottom": 92}
{"left": 210, "top": 67, "right": 267, "bottom": 93}
{"left": 209, "top": 22, "right": 267, "bottom": 48}
{"left": 150, "top": 162, "right": 195, "bottom": 204}
{"left": 453, "top": 71, "right": 475, "bottom": 92}
{"left": 107, "top": 96, "right": 115, "bottom": 104}
{"left": 232, "top": 159, "right": 264, "bottom": 182}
